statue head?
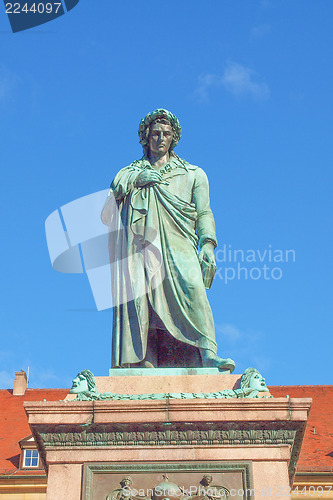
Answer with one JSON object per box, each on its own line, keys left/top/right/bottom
{"left": 69, "top": 369, "right": 97, "bottom": 394}
{"left": 138, "top": 109, "right": 181, "bottom": 157}
{"left": 120, "top": 477, "right": 133, "bottom": 488}
{"left": 200, "top": 475, "right": 213, "bottom": 487}
{"left": 240, "top": 367, "right": 269, "bottom": 393}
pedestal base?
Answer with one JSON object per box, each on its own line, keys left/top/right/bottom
{"left": 24, "top": 373, "right": 311, "bottom": 500}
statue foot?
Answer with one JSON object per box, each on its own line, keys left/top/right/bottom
{"left": 127, "top": 361, "right": 155, "bottom": 368}
{"left": 142, "top": 360, "right": 155, "bottom": 368}
{"left": 200, "top": 350, "right": 235, "bottom": 373}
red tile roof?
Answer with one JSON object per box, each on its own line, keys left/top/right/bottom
{"left": 0, "top": 385, "right": 332, "bottom": 475}
{"left": 269, "top": 385, "right": 333, "bottom": 472}
{"left": 0, "top": 388, "right": 68, "bottom": 476}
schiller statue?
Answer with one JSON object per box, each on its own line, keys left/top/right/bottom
{"left": 102, "top": 109, "right": 235, "bottom": 372}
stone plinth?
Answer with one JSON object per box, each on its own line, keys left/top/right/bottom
{"left": 102, "top": 368, "right": 241, "bottom": 395}
{"left": 24, "top": 373, "right": 311, "bottom": 500}
{"left": 66, "top": 368, "right": 268, "bottom": 400}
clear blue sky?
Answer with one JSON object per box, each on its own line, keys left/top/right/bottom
{"left": 0, "top": 0, "right": 332, "bottom": 389}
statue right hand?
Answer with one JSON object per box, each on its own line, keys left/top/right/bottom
{"left": 136, "top": 170, "right": 162, "bottom": 187}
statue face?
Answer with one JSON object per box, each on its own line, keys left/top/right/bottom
{"left": 202, "top": 475, "right": 212, "bottom": 486}
{"left": 249, "top": 372, "right": 269, "bottom": 392}
{"left": 69, "top": 373, "right": 89, "bottom": 394}
{"left": 148, "top": 123, "right": 173, "bottom": 157}
{"left": 121, "top": 478, "right": 132, "bottom": 487}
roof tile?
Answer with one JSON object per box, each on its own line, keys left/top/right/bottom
{"left": 0, "top": 388, "right": 68, "bottom": 474}
{"left": 269, "top": 385, "right": 333, "bottom": 472}
{"left": 1, "top": 385, "right": 332, "bottom": 474}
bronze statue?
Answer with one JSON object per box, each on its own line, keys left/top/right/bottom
{"left": 102, "top": 109, "right": 235, "bottom": 371}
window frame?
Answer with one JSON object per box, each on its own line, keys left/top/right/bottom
{"left": 22, "top": 448, "right": 40, "bottom": 468}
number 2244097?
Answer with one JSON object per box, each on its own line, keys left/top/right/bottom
{"left": 5, "top": 3, "right": 62, "bottom": 14}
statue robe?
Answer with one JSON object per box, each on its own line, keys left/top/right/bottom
{"left": 101, "top": 156, "right": 218, "bottom": 367}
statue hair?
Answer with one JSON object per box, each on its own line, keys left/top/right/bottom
{"left": 240, "top": 367, "right": 260, "bottom": 389}
{"left": 138, "top": 108, "right": 181, "bottom": 157}
{"left": 120, "top": 477, "right": 133, "bottom": 487}
{"left": 80, "top": 369, "right": 97, "bottom": 392}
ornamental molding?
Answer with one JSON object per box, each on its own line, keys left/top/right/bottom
{"left": 33, "top": 420, "right": 303, "bottom": 484}
{"left": 39, "top": 428, "right": 296, "bottom": 448}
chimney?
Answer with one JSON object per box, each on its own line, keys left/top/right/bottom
{"left": 13, "top": 370, "right": 28, "bottom": 396}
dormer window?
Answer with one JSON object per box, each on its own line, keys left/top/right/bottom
{"left": 23, "top": 449, "right": 39, "bottom": 468}
{"left": 19, "top": 434, "right": 42, "bottom": 469}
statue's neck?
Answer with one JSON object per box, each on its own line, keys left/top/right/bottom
{"left": 148, "top": 151, "right": 170, "bottom": 169}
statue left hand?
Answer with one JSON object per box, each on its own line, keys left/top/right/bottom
{"left": 199, "top": 242, "right": 216, "bottom": 266}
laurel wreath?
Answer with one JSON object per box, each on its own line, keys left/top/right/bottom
{"left": 138, "top": 108, "right": 181, "bottom": 154}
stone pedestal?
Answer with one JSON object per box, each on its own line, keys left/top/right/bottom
{"left": 24, "top": 372, "right": 311, "bottom": 500}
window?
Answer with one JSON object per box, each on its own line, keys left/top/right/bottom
{"left": 23, "top": 449, "right": 39, "bottom": 467}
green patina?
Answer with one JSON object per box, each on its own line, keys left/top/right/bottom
{"left": 101, "top": 109, "right": 235, "bottom": 371}
{"left": 68, "top": 367, "right": 271, "bottom": 401}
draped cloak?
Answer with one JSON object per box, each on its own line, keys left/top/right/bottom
{"left": 101, "top": 157, "right": 218, "bottom": 367}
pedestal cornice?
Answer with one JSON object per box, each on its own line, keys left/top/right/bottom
{"left": 24, "top": 397, "right": 311, "bottom": 424}
{"left": 24, "top": 397, "right": 311, "bottom": 484}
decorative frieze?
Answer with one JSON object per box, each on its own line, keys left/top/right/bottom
{"left": 40, "top": 427, "right": 296, "bottom": 447}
